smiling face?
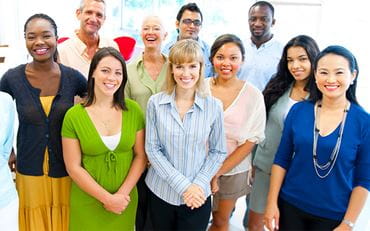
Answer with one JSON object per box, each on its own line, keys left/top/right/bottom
{"left": 172, "top": 61, "right": 200, "bottom": 91}
{"left": 212, "top": 42, "right": 243, "bottom": 80}
{"left": 176, "top": 10, "right": 202, "bottom": 40}
{"left": 140, "top": 16, "right": 167, "bottom": 49}
{"left": 93, "top": 55, "right": 123, "bottom": 98}
{"left": 287, "top": 46, "right": 311, "bottom": 84}
{"left": 77, "top": 0, "right": 106, "bottom": 36}
{"left": 248, "top": 5, "right": 274, "bottom": 41}
{"left": 315, "top": 54, "right": 356, "bottom": 102}
{"left": 25, "top": 18, "right": 57, "bottom": 62}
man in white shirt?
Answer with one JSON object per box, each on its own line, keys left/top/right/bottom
{"left": 238, "top": 1, "right": 284, "bottom": 91}
{"left": 58, "top": 0, "right": 118, "bottom": 78}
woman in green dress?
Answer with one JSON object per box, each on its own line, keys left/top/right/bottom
{"left": 61, "top": 47, "right": 147, "bottom": 230}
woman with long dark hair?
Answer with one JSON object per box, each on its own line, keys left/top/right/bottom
{"left": 248, "top": 35, "right": 320, "bottom": 231}
{"left": 264, "top": 46, "right": 370, "bottom": 230}
{"left": 62, "top": 47, "right": 147, "bottom": 230}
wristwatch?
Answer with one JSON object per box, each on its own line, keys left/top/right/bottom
{"left": 342, "top": 219, "right": 354, "bottom": 229}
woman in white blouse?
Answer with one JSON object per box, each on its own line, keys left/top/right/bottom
{"left": 208, "top": 34, "right": 266, "bottom": 231}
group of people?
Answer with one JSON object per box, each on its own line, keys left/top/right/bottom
{"left": 0, "top": 0, "right": 369, "bottom": 231}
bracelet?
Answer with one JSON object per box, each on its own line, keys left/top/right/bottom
{"left": 342, "top": 219, "right": 354, "bottom": 229}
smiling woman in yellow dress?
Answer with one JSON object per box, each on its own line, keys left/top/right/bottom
{"left": 0, "top": 13, "right": 87, "bottom": 231}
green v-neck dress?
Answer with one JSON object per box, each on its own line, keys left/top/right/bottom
{"left": 61, "top": 99, "right": 144, "bottom": 231}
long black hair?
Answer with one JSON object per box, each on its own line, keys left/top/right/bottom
{"left": 24, "top": 13, "right": 59, "bottom": 62}
{"left": 83, "top": 47, "right": 128, "bottom": 110}
{"left": 263, "top": 35, "right": 319, "bottom": 114}
{"left": 309, "top": 45, "right": 359, "bottom": 104}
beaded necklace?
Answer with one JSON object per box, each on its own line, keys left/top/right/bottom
{"left": 312, "top": 101, "right": 350, "bottom": 178}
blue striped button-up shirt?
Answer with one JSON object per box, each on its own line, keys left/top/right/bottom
{"left": 145, "top": 90, "right": 227, "bottom": 206}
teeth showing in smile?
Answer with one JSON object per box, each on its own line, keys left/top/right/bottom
{"left": 104, "top": 83, "right": 115, "bottom": 89}
{"left": 181, "top": 78, "right": 192, "bottom": 83}
{"left": 146, "top": 37, "right": 156, "bottom": 41}
{"left": 35, "top": 48, "right": 48, "bottom": 55}
{"left": 325, "top": 85, "right": 339, "bottom": 90}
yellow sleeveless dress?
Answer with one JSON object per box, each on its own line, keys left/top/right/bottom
{"left": 16, "top": 96, "right": 71, "bottom": 231}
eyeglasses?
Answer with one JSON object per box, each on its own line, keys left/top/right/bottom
{"left": 181, "top": 18, "right": 202, "bottom": 27}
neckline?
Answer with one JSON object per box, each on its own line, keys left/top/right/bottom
{"left": 82, "top": 105, "right": 123, "bottom": 152}
{"left": 209, "top": 79, "right": 248, "bottom": 113}
{"left": 315, "top": 101, "right": 351, "bottom": 137}
{"left": 312, "top": 100, "right": 350, "bottom": 178}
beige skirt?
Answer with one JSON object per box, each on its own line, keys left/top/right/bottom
{"left": 212, "top": 171, "right": 251, "bottom": 211}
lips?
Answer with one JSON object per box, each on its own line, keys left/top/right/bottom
{"left": 180, "top": 78, "right": 193, "bottom": 84}
{"left": 252, "top": 29, "right": 264, "bottom": 35}
{"left": 34, "top": 48, "right": 48, "bottom": 55}
{"left": 324, "top": 84, "right": 339, "bottom": 91}
{"left": 104, "top": 83, "right": 116, "bottom": 89}
{"left": 146, "top": 37, "right": 156, "bottom": 41}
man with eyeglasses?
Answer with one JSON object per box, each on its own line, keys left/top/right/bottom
{"left": 163, "top": 2, "right": 212, "bottom": 77}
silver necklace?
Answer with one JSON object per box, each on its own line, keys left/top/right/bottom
{"left": 312, "top": 101, "right": 350, "bottom": 178}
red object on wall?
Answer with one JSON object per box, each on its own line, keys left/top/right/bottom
{"left": 114, "top": 36, "right": 136, "bottom": 61}
{"left": 57, "top": 37, "right": 70, "bottom": 44}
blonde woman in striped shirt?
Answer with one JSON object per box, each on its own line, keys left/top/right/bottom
{"left": 145, "top": 39, "right": 227, "bottom": 231}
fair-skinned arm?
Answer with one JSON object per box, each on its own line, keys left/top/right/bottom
{"left": 62, "top": 137, "right": 129, "bottom": 214}
{"left": 334, "top": 186, "right": 368, "bottom": 230}
{"left": 264, "top": 164, "right": 287, "bottom": 231}
{"left": 188, "top": 102, "right": 227, "bottom": 208}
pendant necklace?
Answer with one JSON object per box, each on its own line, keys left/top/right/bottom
{"left": 312, "top": 100, "right": 350, "bottom": 178}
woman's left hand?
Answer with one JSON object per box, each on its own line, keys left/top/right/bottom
{"left": 333, "top": 222, "right": 353, "bottom": 231}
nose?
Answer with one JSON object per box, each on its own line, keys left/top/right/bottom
{"left": 35, "top": 36, "right": 45, "bottom": 45}
{"left": 222, "top": 58, "right": 231, "bottom": 66}
{"left": 183, "top": 66, "right": 191, "bottom": 76}
{"left": 291, "top": 60, "right": 299, "bottom": 69}
{"left": 89, "top": 14, "right": 98, "bottom": 23}
{"left": 326, "top": 74, "right": 336, "bottom": 83}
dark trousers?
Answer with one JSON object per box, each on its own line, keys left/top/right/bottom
{"left": 148, "top": 190, "right": 211, "bottom": 231}
{"left": 135, "top": 170, "right": 153, "bottom": 231}
{"left": 278, "top": 198, "right": 341, "bottom": 231}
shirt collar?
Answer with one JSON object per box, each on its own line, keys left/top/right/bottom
{"left": 72, "top": 32, "right": 102, "bottom": 56}
{"left": 159, "top": 89, "right": 205, "bottom": 111}
{"left": 249, "top": 35, "right": 276, "bottom": 49}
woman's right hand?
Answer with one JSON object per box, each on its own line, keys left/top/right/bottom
{"left": 211, "top": 176, "right": 219, "bottom": 194}
{"left": 264, "top": 201, "right": 280, "bottom": 231}
{"left": 8, "top": 150, "right": 16, "bottom": 172}
{"left": 103, "top": 193, "right": 131, "bottom": 214}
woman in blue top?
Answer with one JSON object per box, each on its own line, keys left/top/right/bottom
{"left": 248, "top": 35, "right": 319, "bottom": 231}
{"left": 0, "top": 92, "right": 17, "bottom": 231}
{"left": 145, "top": 39, "right": 227, "bottom": 231}
{"left": 265, "top": 46, "right": 370, "bottom": 231}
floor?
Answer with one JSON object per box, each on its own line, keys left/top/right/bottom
{"left": 221, "top": 195, "right": 370, "bottom": 231}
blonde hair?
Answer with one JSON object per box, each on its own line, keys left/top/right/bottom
{"left": 164, "top": 39, "right": 209, "bottom": 97}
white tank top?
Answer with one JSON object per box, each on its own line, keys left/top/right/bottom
{"left": 100, "top": 132, "right": 121, "bottom": 151}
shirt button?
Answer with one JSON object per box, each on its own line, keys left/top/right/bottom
{"left": 45, "top": 134, "right": 49, "bottom": 138}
